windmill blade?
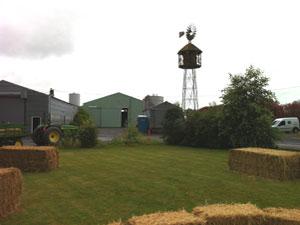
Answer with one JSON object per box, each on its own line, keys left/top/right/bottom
{"left": 179, "top": 31, "right": 185, "bottom": 38}
{"left": 186, "top": 24, "right": 197, "bottom": 41}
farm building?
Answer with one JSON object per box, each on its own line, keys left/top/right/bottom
{"left": 143, "top": 100, "right": 177, "bottom": 132}
{"left": 82, "top": 92, "right": 143, "bottom": 128}
{"left": 0, "top": 80, "right": 79, "bottom": 134}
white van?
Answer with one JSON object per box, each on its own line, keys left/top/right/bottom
{"left": 272, "top": 117, "right": 299, "bottom": 133}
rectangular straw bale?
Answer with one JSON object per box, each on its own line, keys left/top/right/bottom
{"left": 126, "top": 210, "right": 205, "bottom": 225}
{"left": 0, "top": 146, "right": 59, "bottom": 172}
{"left": 228, "top": 148, "right": 300, "bottom": 181}
{"left": 0, "top": 168, "right": 23, "bottom": 217}
{"left": 192, "top": 203, "right": 266, "bottom": 225}
{"left": 263, "top": 207, "right": 300, "bottom": 225}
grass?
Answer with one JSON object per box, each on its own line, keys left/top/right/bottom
{"left": 1, "top": 144, "right": 300, "bottom": 225}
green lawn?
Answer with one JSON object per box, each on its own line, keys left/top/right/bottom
{"left": 1, "top": 144, "right": 300, "bottom": 225}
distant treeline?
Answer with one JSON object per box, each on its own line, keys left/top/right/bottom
{"left": 270, "top": 100, "right": 300, "bottom": 120}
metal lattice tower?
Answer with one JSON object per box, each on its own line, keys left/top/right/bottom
{"left": 178, "top": 24, "right": 202, "bottom": 111}
{"left": 182, "top": 69, "right": 198, "bottom": 110}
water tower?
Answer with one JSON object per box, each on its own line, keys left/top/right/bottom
{"left": 178, "top": 24, "right": 202, "bottom": 110}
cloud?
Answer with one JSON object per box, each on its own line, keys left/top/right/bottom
{"left": 0, "top": 10, "right": 74, "bottom": 58}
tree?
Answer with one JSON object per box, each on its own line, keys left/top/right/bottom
{"left": 220, "top": 65, "right": 279, "bottom": 148}
{"left": 283, "top": 101, "right": 300, "bottom": 121}
{"left": 269, "top": 100, "right": 285, "bottom": 119}
{"left": 269, "top": 100, "right": 300, "bottom": 121}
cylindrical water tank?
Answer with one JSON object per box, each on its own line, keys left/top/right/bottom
{"left": 69, "top": 93, "right": 80, "bottom": 106}
{"left": 143, "top": 95, "right": 164, "bottom": 110}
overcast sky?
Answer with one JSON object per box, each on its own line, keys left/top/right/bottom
{"left": 0, "top": 0, "right": 299, "bottom": 107}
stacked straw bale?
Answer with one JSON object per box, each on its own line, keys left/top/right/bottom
{"left": 0, "top": 168, "right": 23, "bottom": 217}
{"left": 263, "top": 207, "right": 300, "bottom": 225}
{"left": 106, "top": 203, "right": 300, "bottom": 225}
{"left": 192, "top": 203, "right": 266, "bottom": 225}
{"left": 228, "top": 148, "right": 300, "bottom": 181}
{"left": 0, "top": 146, "right": 59, "bottom": 172}
{"left": 126, "top": 210, "right": 205, "bottom": 225}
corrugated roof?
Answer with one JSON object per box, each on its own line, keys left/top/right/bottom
{"left": 83, "top": 92, "right": 142, "bottom": 105}
{"left": 147, "top": 101, "right": 176, "bottom": 110}
{"left": 0, "top": 80, "right": 78, "bottom": 107}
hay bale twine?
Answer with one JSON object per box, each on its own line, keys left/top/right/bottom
{"left": 0, "top": 146, "right": 59, "bottom": 172}
{"left": 0, "top": 168, "right": 23, "bottom": 217}
{"left": 126, "top": 210, "right": 205, "bottom": 225}
{"left": 192, "top": 203, "right": 266, "bottom": 225}
{"left": 228, "top": 148, "right": 300, "bottom": 181}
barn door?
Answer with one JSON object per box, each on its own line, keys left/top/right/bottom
{"left": 31, "top": 116, "right": 41, "bottom": 133}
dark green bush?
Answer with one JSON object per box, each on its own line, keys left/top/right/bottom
{"left": 162, "top": 106, "right": 185, "bottom": 145}
{"left": 78, "top": 121, "right": 98, "bottom": 148}
{"left": 182, "top": 106, "right": 228, "bottom": 148}
{"left": 72, "top": 108, "right": 90, "bottom": 126}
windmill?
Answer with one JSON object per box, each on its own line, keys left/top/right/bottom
{"left": 178, "top": 24, "right": 202, "bottom": 111}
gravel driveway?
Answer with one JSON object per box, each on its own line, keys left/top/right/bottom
{"left": 276, "top": 133, "right": 300, "bottom": 151}
{"left": 98, "top": 128, "right": 163, "bottom": 142}
{"left": 20, "top": 128, "right": 163, "bottom": 146}
{"left": 21, "top": 129, "right": 299, "bottom": 150}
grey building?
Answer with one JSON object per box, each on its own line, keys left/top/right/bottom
{"left": 0, "top": 80, "right": 78, "bottom": 134}
{"left": 143, "top": 101, "right": 177, "bottom": 132}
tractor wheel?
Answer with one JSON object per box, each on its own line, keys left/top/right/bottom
{"left": 14, "top": 140, "right": 23, "bottom": 146}
{"left": 43, "top": 127, "right": 62, "bottom": 145}
{"left": 32, "top": 127, "right": 45, "bottom": 146}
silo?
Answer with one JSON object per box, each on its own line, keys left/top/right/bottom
{"left": 69, "top": 93, "right": 80, "bottom": 106}
{"left": 143, "top": 95, "right": 164, "bottom": 111}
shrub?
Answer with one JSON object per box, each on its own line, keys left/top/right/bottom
{"left": 78, "top": 121, "right": 98, "bottom": 148}
{"left": 162, "top": 106, "right": 185, "bottom": 145}
{"left": 112, "top": 127, "right": 152, "bottom": 145}
{"left": 182, "top": 106, "right": 228, "bottom": 148}
{"left": 72, "top": 108, "right": 90, "bottom": 126}
{"left": 59, "top": 130, "right": 78, "bottom": 148}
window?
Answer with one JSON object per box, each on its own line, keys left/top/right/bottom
{"left": 196, "top": 54, "right": 201, "bottom": 66}
{"left": 288, "top": 121, "right": 291, "bottom": 124}
{"left": 178, "top": 55, "right": 184, "bottom": 66}
{"left": 279, "top": 121, "right": 285, "bottom": 126}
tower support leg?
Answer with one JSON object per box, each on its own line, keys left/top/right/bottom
{"left": 182, "top": 69, "right": 198, "bottom": 111}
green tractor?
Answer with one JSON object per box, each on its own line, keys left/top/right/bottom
{"left": 0, "top": 123, "right": 26, "bottom": 146}
{"left": 32, "top": 124, "right": 79, "bottom": 146}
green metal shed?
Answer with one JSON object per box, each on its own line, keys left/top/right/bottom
{"left": 82, "top": 93, "right": 143, "bottom": 128}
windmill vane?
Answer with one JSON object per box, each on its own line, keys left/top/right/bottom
{"left": 186, "top": 24, "right": 197, "bottom": 42}
{"left": 179, "top": 24, "right": 197, "bottom": 42}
